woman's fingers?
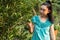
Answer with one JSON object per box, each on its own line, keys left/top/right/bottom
{"left": 28, "top": 22, "right": 33, "bottom": 27}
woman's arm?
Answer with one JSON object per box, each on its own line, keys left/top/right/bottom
{"left": 27, "top": 22, "right": 34, "bottom": 33}
{"left": 50, "top": 24, "right": 56, "bottom": 40}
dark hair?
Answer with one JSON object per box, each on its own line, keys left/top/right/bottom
{"left": 41, "top": 1, "right": 54, "bottom": 23}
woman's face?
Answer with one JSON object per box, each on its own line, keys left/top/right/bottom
{"left": 39, "top": 5, "right": 50, "bottom": 16}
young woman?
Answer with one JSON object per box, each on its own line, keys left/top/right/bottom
{"left": 28, "top": 1, "right": 55, "bottom": 40}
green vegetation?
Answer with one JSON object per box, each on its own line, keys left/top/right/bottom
{"left": 0, "top": 0, "right": 60, "bottom": 40}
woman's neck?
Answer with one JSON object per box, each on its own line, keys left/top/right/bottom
{"left": 40, "top": 15, "right": 48, "bottom": 18}
{"left": 39, "top": 15, "right": 48, "bottom": 23}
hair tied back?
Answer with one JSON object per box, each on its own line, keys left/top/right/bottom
{"left": 46, "top": 1, "right": 51, "bottom": 5}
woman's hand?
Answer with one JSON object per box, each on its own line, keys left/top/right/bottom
{"left": 50, "top": 24, "right": 56, "bottom": 40}
{"left": 27, "top": 22, "right": 34, "bottom": 33}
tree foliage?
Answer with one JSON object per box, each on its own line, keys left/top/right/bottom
{"left": 0, "top": 0, "right": 60, "bottom": 40}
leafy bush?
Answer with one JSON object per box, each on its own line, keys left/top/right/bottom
{"left": 0, "top": 0, "right": 60, "bottom": 40}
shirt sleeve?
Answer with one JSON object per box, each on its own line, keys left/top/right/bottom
{"left": 31, "top": 16, "right": 36, "bottom": 24}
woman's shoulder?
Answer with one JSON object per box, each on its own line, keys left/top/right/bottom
{"left": 31, "top": 15, "right": 39, "bottom": 23}
{"left": 31, "top": 15, "right": 38, "bottom": 21}
{"left": 33, "top": 15, "right": 38, "bottom": 17}
{"left": 32, "top": 15, "right": 39, "bottom": 18}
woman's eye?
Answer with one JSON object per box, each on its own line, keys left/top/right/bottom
{"left": 40, "top": 8, "right": 45, "bottom": 11}
{"left": 43, "top": 9, "right": 45, "bottom": 11}
{"left": 40, "top": 8, "right": 42, "bottom": 10}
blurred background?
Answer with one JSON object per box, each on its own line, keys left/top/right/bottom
{"left": 0, "top": 0, "right": 60, "bottom": 40}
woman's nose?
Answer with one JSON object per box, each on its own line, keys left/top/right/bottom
{"left": 40, "top": 10, "right": 43, "bottom": 13}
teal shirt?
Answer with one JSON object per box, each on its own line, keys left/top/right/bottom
{"left": 31, "top": 15, "right": 52, "bottom": 40}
